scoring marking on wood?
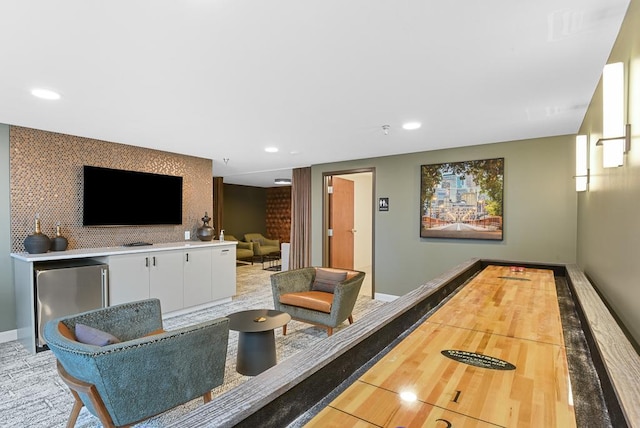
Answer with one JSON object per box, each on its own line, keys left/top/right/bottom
{"left": 440, "top": 350, "right": 516, "bottom": 370}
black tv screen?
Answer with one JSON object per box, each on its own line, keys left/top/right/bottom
{"left": 83, "top": 166, "right": 183, "bottom": 226}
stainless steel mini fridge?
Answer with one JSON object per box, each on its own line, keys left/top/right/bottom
{"left": 34, "top": 259, "right": 108, "bottom": 349}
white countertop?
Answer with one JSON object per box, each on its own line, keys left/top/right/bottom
{"left": 11, "top": 240, "right": 237, "bottom": 262}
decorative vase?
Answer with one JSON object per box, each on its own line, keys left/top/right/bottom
{"left": 24, "top": 215, "right": 51, "bottom": 254}
{"left": 196, "top": 212, "right": 215, "bottom": 241}
{"left": 50, "top": 222, "right": 69, "bottom": 251}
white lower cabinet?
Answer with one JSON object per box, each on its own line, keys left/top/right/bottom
{"left": 107, "top": 243, "right": 236, "bottom": 312}
{"left": 212, "top": 245, "right": 236, "bottom": 301}
{"left": 183, "top": 247, "right": 213, "bottom": 308}
{"left": 108, "top": 250, "right": 183, "bottom": 312}
{"left": 108, "top": 253, "right": 152, "bottom": 306}
{"left": 149, "top": 250, "right": 184, "bottom": 313}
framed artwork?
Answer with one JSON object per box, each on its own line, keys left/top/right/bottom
{"left": 420, "top": 158, "right": 504, "bottom": 240}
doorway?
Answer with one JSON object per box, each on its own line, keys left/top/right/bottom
{"left": 323, "top": 169, "right": 374, "bottom": 298}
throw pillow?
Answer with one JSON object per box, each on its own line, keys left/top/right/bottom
{"left": 312, "top": 268, "right": 348, "bottom": 293}
{"left": 75, "top": 323, "right": 121, "bottom": 346}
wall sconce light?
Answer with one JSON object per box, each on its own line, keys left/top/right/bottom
{"left": 596, "top": 62, "right": 631, "bottom": 168}
{"left": 575, "top": 134, "right": 589, "bottom": 192}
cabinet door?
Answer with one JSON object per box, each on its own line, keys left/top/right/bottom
{"left": 183, "top": 247, "right": 213, "bottom": 308}
{"left": 108, "top": 254, "right": 150, "bottom": 306}
{"left": 212, "top": 245, "right": 236, "bottom": 301}
{"left": 149, "top": 250, "right": 184, "bottom": 313}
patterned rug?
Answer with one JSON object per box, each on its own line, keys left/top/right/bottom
{"left": 0, "top": 264, "right": 384, "bottom": 427}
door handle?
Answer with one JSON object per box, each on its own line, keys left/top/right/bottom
{"left": 101, "top": 268, "right": 109, "bottom": 307}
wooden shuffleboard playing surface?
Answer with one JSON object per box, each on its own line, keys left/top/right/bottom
{"left": 306, "top": 265, "right": 576, "bottom": 427}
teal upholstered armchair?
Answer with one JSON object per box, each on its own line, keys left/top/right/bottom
{"left": 271, "top": 267, "right": 366, "bottom": 336}
{"left": 43, "top": 299, "right": 229, "bottom": 428}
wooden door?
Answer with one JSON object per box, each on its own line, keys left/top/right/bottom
{"left": 329, "top": 177, "right": 354, "bottom": 269}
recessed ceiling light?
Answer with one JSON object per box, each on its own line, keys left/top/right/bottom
{"left": 402, "top": 122, "right": 421, "bottom": 130}
{"left": 265, "top": 147, "right": 279, "bottom": 153}
{"left": 31, "top": 88, "right": 61, "bottom": 100}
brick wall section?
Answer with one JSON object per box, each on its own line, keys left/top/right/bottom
{"left": 266, "top": 186, "right": 291, "bottom": 244}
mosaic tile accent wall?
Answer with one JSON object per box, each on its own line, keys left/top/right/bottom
{"left": 10, "top": 126, "right": 213, "bottom": 253}
{"left": 266, "top": 186, "right": 291, "bottom": 244}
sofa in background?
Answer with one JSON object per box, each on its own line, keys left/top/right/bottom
{"left": 224, "top": 234, "right": 254, "bottom": 264}
{"left": 244, "top": 233, "right": 280, "bottom": 266}
{"left": 43, "top": 299, "right": 230, "bottom": 427}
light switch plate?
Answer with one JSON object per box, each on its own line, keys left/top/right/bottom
{"left": 184, "top": 231, "right": 190, "bottom": 240}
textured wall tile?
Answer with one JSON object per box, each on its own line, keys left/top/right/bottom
{"left": 10, "top": 126, "right": 212, "bottom": 253}
{"left": 266, "top": 186, "right": 291, "bottom": 243}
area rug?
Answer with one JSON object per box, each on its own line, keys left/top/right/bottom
{"left": 0, "top": 264, "right": 384, "bottom": 427}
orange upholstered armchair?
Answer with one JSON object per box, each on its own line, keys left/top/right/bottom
{"left": 271, "top": 267, "right": 365, "bottom": 336}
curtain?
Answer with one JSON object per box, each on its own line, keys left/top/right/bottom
{"left": 290, "top": 167, "right": 311, "bottom": 269}
{"left": 213, "top": 177, "right": 224, "bottom": 239}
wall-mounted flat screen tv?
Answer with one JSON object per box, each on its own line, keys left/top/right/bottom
{"left": 83, "top": 166, "right": 183, "bottom": 226}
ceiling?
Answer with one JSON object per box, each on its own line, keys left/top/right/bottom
{"left": 0, "top": 1, "right": 630, "bottom": 187}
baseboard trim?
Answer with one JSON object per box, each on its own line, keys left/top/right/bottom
{"left": 0, "top": 329, "right": 17, "bottom": 344}
{"left": 374, "top": 292, "right": 398, "bottom": 302}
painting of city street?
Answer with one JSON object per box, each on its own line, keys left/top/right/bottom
{"left": 420, "top": 158, "right": 504, "bottom": 240}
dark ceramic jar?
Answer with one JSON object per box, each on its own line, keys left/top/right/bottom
{"left": 50, "top": 223, "right": 69, "bottom": 251}
{"left": 24, "top": 216, "right": 51, "bottom": 254}
{"left": 196, "top": 212, "right": 215, "bottom": 241}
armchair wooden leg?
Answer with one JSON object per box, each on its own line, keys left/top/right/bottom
{"left": 66, "top": 390, "right": 83, "bottom": 428}
{"left": 283, "top": 324, "right": 287, "bottom": 335}
{"left": 56, "top": 360, "right": 119, "bottom": 428}
{"left": 203, "top": 391, "right": 212, "bottom": 403}
{"left": 327, "top": 327, "right": 333, "bottom": 336}
{"left": 348, "top": 315, "right": 354, "bottom": 324}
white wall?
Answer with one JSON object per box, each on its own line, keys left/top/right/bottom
{"left": 0, "top": 124, "right": 14, "bottom": 332}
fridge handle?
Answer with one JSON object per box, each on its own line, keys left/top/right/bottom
{"left": 101, "top": 268, "right": 109, "bottom": 307}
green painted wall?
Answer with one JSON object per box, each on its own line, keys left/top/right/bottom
{"left": 312, "top": 134, "right": 577, "bottom": 296}
{"left": 0, "top": 124, "right": 14, "bottom": 333}
{"left": 223, "top": 184, "right": 267, "bottom": 240}
{"left": 577, "top": 0, "right": 640, "bottom": 345}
